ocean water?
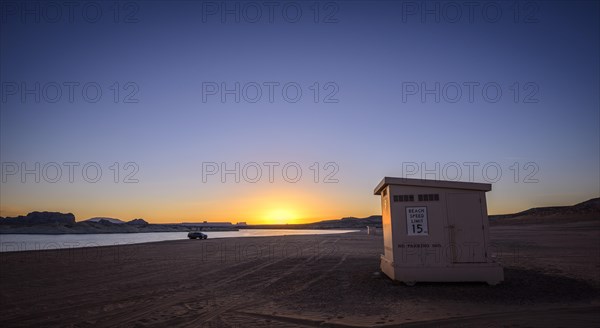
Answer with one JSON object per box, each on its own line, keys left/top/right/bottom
{"left": 0, "top": 229, "right": 358, "bottom": 252}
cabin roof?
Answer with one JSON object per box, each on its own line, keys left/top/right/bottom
{"left": 374, "top": 177, "right": 492, "bottom": 195}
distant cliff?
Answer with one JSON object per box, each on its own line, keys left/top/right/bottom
{"left": 0, "top": 211, "right": 75, "bottom": 225}
{"left": 488, "top": 198, "right": 599, "bottom": 225}
{"left": 1, "top": 213, "right": 182, "bottom": 234}
{"left": 244, "top": 215, "right": 383, "bottom": 230}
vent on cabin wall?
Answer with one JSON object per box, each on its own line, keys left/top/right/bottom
{"left": 393, "top": 194, "right": 440, "bottom": 202}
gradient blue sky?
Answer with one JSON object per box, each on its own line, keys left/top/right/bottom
{"left": 1, "top": 0, "right": 598, "bottom": 223}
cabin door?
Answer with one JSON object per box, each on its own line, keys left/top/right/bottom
{"left": 446, "top": 193, "right": 487, "bottom": 263}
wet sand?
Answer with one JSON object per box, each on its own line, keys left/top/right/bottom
{"left": 1, "top": 220, "right": 599, "bottom": 327}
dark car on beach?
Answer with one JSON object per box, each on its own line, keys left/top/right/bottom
{"left": 188, "top": 231, "right": 208, "bottom": 239}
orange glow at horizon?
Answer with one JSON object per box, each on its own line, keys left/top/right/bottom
{"left": 0, "top": 185, "right": 374, "bottom": 225}
{"left": 261, "top": 208, "right": 300, "bottom": 225}
{"left": 2, "top": 180, "right": 592, "bottom": 225}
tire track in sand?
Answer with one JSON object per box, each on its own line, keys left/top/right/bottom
{"left": 97, "top": 238, "right": 340, "bottom": 327}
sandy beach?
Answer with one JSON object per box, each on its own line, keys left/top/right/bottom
{"left": 1, "top": 220, "right": 599, "bottom": 327}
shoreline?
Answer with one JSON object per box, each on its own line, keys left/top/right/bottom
{"left": 0, "top": 229, "right": 362, "bottom": 254}
{"left": 0, "top": 227, "right": 366, "bottom": 235}
{"left": 0, "top": 224, "right": 372, "bottom": 235}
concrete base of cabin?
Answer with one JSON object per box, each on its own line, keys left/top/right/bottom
{"left": 380, "top": 255, "right": 504, "bottom": 285}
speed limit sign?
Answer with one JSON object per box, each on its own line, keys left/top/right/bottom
{"left": 406, "top": 207, "right": 428, "bottom": 236}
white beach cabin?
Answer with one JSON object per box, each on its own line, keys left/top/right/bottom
{"left": 374, "top": 177, "right": 504, "bottom": 286}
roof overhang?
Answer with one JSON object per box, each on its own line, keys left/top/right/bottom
{"left": 374, "top": 177, "right": 492, "bottom": 195}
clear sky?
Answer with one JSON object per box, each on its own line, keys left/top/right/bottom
{"left": 1, "top": 0, "right": 598, "bottom": 224}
